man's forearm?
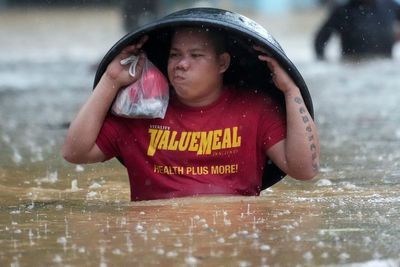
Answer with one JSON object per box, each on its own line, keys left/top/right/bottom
{"left": 62, "top": 76, "right": 119, "bottom": 159}
{"left": 284, "top": 86, "right": 320, "bottom": 178}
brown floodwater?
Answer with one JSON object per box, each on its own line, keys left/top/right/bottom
{"left": 0, "top": 5, "right": 400, "bottom": 267}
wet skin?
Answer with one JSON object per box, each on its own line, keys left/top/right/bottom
{"left": 167, "top": 28, "right": 230, "bottom": 107}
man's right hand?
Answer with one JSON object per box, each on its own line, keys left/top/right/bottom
{"left": 104, "top": 35, "right": 149, "bottom": 90}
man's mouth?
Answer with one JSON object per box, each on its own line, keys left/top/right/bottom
{"left": 173, "top": 75, "right": 185, "bottom": 82}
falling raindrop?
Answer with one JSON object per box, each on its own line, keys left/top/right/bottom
{"left": 52, "top": 255, "right": 63, "bottom": 263}
{"left": 303, "top": 251, "right": 313, "bottom": 261}
{"left": 260, "top": 244, "right": 270, "bottom": 251}
{"left": 75, "top": 165, "right": 85, "bottom": 172}
{"left": 12, "top": 148, "right": 22, "bottom": 164}
{"left": 71, "top": 179, "right": 79, "bottom": 191}
{"left": 185, "top": 255, "right": 197, "bottom": 265}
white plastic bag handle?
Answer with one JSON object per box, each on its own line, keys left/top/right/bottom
{"left": 120, "top": 55, "right": 139, "bottom": 77}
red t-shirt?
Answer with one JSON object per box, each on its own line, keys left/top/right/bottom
{"left": 96, "top": 87, "right": 286, "bottom": 201}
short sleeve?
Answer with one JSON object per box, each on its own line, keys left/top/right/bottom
{"left": 95, "top": 115, "right": 121, "bottom": 160}
{"left": 259, "top": 97, "right": 286, "bottom": 151}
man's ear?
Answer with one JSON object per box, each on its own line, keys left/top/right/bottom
{"left": 218, "top": 52, "right": 231, "bottom": 73}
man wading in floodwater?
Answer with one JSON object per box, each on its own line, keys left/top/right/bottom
{"left": 62, "top": 25, "right": 320, "bottom": 201}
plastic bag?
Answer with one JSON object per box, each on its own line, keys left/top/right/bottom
{"left": 111, "top": 55, "right": 169, "bottom": 119}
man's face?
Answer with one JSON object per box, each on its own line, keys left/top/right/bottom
{"left": 167, "top": 28, "right": 228, "bottom": 106}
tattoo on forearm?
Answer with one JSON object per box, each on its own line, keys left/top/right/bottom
{"left": 294, "top": 96, "right": 319, "bottom": 173}
{"left": 310, "top": 144, "right": 316, "bottom": 151}
{"left": 294, "top": 97, "right": 303, "bottom": 104}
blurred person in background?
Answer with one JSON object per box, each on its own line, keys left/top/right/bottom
{"left": 314, "top": 0, "right": 400, "bottom": 60}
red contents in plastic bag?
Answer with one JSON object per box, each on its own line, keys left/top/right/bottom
{"left": 128, "top": 84, "right": 140, "bottom": 103}
{"left": 111, "top": 56, "right": 169, "bottom": 119}
{"left": 142, "top": 63, "right": 169, "bottom": 98}
{"left": 128, "top": 60, "right": 168, "bottom": 102}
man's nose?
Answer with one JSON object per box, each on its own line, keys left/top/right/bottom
{"left": 176, "top": 56, "right": 189, "bottom": 70}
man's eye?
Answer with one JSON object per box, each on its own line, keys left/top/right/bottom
{"left": 192, "top": 54, "right": 203, "bottom": 58}
{"left": 169, "top": 53, "right": 179, "bottom": 58}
